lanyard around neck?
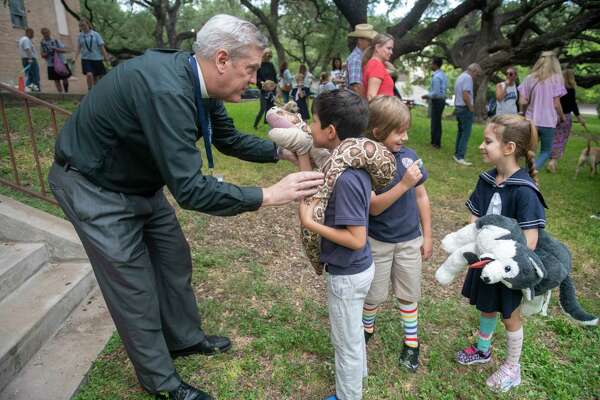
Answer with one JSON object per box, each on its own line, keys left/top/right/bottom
{"left": 188, "top": 56, "right": 214, "bottom": 169}
{"left": 83, "top": 32, "right": 94, "bottom": 53}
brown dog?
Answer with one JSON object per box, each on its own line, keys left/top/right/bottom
{"left": 575, "top": 136, "right": 600, "bottom": 178}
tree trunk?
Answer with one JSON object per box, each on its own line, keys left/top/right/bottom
{"left": 475, "top": 74, "right": 489, "bottom": 121}
{"left": 241, "top": 0, "right": 287, "bottom": 64}
{"left": 332, "top": 0, "right": 367, "bottom": 28}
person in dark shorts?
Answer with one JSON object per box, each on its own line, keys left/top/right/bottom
{"left": 75, "top": 18, "right": 109, "bottom": 91}
{"left": 40, "top": 27, "right": 71, "bottom": 93}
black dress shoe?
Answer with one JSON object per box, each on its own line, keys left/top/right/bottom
{"left": 170, "top": 335, "right": 232, "bottom": 359}
{"left": 168, "top": 382, "right": 213, "bottom": 400}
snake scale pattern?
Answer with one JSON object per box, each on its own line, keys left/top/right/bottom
{"left": 302, "top": 137, "right": 396, "bottom": 275}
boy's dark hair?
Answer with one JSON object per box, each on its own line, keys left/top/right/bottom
{"left": 311, "top": 89, "right": 368, "bottom": 140}
{"left": 432, "top": 57, "right": 443, "bottom": 68}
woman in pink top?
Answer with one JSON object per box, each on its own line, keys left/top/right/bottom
{"left": 518, "top": 51, "right": 566, "bottom": 170}
{"left": 362, "top": 33, "right": 395, "bottom": 100}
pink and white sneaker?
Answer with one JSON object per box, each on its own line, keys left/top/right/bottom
{"left": 486, "top": 363, "right": 521, "bottom": 392}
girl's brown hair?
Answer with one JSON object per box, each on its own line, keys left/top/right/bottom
{"left": 362, "top": 33, "right": 394, "bottom": 66}
{"left": 489, "top": 114, "right": 540, "bottom": 184}
{"left": 366, "top": 96, "right": 410, "bottom": 142}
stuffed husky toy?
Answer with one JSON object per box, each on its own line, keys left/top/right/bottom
{"left": 437, "top": 214, "right": 598, "bottom": 326}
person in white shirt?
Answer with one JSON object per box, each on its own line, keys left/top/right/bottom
{"left": 453, "top": 63, "right": 482, "bottom": 165}
{"left": 331, "top": 57, "right": 345, "bottom": 88}
{"left": 18, "top": 28, "right": 40, "bottom": 92}
{"left": 495, "top": 67, "right": 518, "bottom": 116}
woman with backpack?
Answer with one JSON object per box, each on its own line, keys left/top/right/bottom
{"left": 40, "top": 27, "right": 71, "bottom": 93}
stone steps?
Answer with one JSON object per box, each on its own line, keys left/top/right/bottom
{"left": 0, "top": 194, "right": 113, "bottom": 400}
{"left": 0, "top": 288, "right": 114, "bottom": 400}
{"left": 0, "top": 242, "right": 48, "bottom": 303}
{"left": 0, "top": 260, "right": 95, "bottom": 393}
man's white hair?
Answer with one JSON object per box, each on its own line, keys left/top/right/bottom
{"left": 194, "top": 14, "right": 268, "bottom": 60}
{"left": 467, "top": 63, "right": 482, "bottom": 74}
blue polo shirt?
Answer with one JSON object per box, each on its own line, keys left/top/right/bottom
{"left": 369, "top": 148, "right": 428, "bottom": 243}
{"left": 321, "top": 168, "right": 373, "bottom": 275}
{"left": 465, "top": 168, "right": 547, "bottom": 229}
{"left": 78, "top": 30, "right": 105, "bottom": 61}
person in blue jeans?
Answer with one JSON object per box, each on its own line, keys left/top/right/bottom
{"left": 453, "top": 63, "right": 482, "bottom": 166}
{"left": 18, "top": 28, "right": 41, "bottom": 92}
{"left": 299, "top": 89, "right": 373, "bottom": 400}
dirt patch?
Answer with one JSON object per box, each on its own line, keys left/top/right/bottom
{"left": 183, "top": 195, "right": 476, "bottom": 307}
{"left": 184, "top": 194, "right": 598, "bottom": 319}
{"left": 191, "top": 203, "right": 328, "bottom": 303}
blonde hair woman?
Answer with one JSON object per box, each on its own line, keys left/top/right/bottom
{"left": 518, "top": 51, "right": 566, "bottom": 170}
{"left": 362, "top": 33, "right": 395, "bottom": 100}
{"left": 547, "top": 68, "right": 587, "bottom": 172}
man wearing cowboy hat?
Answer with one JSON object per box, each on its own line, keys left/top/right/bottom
{"left": 345, "top": 23, "right": 377, "bottom": 97}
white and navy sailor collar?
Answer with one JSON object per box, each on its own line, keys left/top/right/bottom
{"left": 480, "top": 168, "right": 548, "bottom": 208}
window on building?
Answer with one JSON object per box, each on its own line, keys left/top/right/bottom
{"left": 54, "top": 0, "right": 69, "bottom": 35}
{"left": 9, "top": 0, "right": 27, "bottom": 29}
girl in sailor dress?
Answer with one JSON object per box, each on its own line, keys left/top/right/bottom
{"left": 457, "top": 114, "right": 547, "bottom": 393}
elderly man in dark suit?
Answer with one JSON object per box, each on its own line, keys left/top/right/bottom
{"left": 48, "top": 14, "right": 323, "bottom": 400}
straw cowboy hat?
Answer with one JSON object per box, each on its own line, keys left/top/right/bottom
{"left": 347, "top": 23, "right": 377, "bottom": 40}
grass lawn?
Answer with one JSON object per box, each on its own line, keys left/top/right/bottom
{"left": 1, "top": 99, "right": 599, "bottom": 400}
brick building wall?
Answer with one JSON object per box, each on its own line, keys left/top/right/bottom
{"left": 1, "top": 0, "right": 87, "bottom": 94}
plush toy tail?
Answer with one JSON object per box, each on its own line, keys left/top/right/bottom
{"left": 559, "top": 275, "right": 598, "bottom": 326}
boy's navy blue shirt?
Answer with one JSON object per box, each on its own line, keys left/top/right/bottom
{"left": 466, "top": 168, "right": 547, "bottom": 229}
{"left": 369, "top": 147, "right": 428, "bottom": 243}
{"left": 320, "top": 168, "right": 373, "bottom": 275}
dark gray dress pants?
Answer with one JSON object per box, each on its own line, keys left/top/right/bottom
{"left": 48, "top": 163, "right": 205, "bottom": 393}
{"left": 430, "top": 98, "right": 446, "bottom": 147}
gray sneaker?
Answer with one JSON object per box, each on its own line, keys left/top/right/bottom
{"left": 453, "top": 156, "right": 472, "bottom": 166}
{"left": 399, "top": 343, "right": 419, "bottom": 372}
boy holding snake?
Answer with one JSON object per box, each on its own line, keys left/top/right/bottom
{"left": 299, "top": 89, "right": 375, "bottom": 400}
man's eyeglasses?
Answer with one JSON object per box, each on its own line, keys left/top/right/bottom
{"left": 507, "top": 72, "right": 515, "bottom": 77}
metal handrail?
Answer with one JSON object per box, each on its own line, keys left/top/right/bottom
{"left": 0, "top": 82, "right": 72, "bottom": 205}
{"left": 0, "top": 82, "right": 71, "bottom": 115}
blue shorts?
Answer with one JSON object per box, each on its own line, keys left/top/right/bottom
{"left": 81, "top": 59, "right": 106, "bottom": 77}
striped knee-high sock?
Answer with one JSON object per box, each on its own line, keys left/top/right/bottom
{"left": 362, "top": 303, "right": 378, "bottom": 333}
{"left": 400, "top": 302, "right": 418, "bottom": 348}
{"left": 477, "top": 314, "right": 498, "bottom": 352}
{"left": 506, "top": 327, "right": 523, "bottom": 365}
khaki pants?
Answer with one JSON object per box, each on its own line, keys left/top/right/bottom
{"left": 365, "top": 236, "right": 423, "bottom": 305}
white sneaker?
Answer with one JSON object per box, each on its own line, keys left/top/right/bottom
{"left": 486, "top": 363, "right": 521, "bottom": 392}
{"left": 453, "top": 156, "right": 472, "bottom": 166}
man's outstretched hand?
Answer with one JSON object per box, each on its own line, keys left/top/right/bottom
{"left": 262, "top": 171, "right": 324, "bottom": 207}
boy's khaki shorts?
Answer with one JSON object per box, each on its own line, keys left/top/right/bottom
{"left": 365, "top": 236, "right": 423, "bottom": 305}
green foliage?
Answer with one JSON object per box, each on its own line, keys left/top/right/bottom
{"left": 81, "top": 0, "right": 155, "bottom": 51}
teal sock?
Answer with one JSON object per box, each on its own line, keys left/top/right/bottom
{"left": 476, "top": 314, "right": 497, "bottom": 352}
